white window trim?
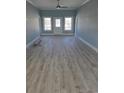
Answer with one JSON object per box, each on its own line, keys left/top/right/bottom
{"left": 64, "top": 17, "right": 73, "bottom": 32}
{"left": 43, "top": 17, "right": 52, "bottom": 32}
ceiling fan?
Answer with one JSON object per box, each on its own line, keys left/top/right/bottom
{"left": 56, "top": 0, "right": 68, "bottom": 9}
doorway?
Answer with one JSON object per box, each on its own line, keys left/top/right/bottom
{"left": 53, "top": 17, "right": 63, "bottom": 35}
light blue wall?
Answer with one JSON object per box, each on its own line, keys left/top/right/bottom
{"left": 39, "top": 10, "right": 76, "bottom": 17}
{"left": 26, "top": 1, "right": 41, "bottom": 44}
{"left": 75, "top": 0, "right": 98, "bottom": 49}
{"left": 39, "top": 10, "right": 76, "bottom": 34}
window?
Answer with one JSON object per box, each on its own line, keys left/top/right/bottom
{"left": 64, "top": 17, "right": 72, "bottom": 30}
{"left": 43, "top": 17, "right": 51, "bottom": 31}
{"left": 55, "top": 19, "right": 61, "bottom": 27}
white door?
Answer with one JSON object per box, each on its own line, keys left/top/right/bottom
{"left": 53, "top": 17, "right": 63, "bottom": 34}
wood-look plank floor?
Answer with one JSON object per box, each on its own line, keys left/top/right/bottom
{"left": 26, "top": 36, "right": 98, "bottom": 93}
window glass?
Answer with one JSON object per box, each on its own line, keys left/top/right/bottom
{"left": 65, "top": 17, "right": 72, "bottom": 30}
{"left": 44, "top": 18, "right": 51, "bottom": 31}
{"left": 56, "top": 19, "right": 61, "bottom": 27}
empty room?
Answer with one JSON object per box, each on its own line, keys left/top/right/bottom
{"left": 26, "top": 0, "right": 98, "bottom": 93}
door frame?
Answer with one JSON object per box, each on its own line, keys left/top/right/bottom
{"left": 53, "top": 17, "right": 63, "bottom": 35}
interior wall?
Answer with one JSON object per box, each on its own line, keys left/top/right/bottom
{"left": 75, "top": 0, "right": 98, "bottom": 49}
{"left": 26, "top": 1, "right": 41, "bottom": 44}
{"left": 39, "top": 10, "right": 76, "bottom": 17}
{"left": 39, "top": 10, "right": 76, "bottom": 34}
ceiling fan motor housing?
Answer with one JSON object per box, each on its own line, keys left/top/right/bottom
{"left": 56, "top": 0, "right": 60, "bottom": 8}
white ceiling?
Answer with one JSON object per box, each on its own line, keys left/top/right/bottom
{"left": 27, "top": 0, "right": 90, "bottom": 10}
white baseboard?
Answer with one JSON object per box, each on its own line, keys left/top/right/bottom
{"left": 76, "top": 36, "right": 98, "bottom": 53}
{"left": 26, "top": 36, "right": 40, "bottom": 48}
